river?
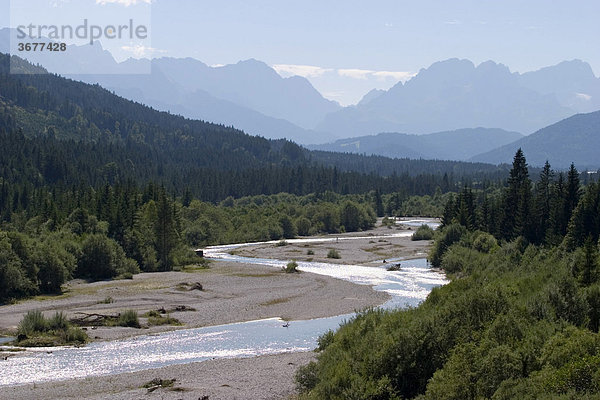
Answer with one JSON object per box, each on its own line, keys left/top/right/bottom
{"left": 0, "top": 220, "right": 447, "bottom": 387}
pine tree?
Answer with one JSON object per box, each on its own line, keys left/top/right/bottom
{"left": 155, "top": 188, "right": 178, "bottom": 271}
{"left": 502, "top": 149, "right": 533, "bottom": 241}
{"left": 374, "top": 190, "right": 384, "bottom": 217}
{"left": 533, "top": 161, "right": 553, "bottom": 244}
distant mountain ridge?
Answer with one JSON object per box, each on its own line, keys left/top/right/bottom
{"left": 3, "top": 28, "right": 600, "bottom": 149}
{"left": 0, "top": 28, "right": 339, "bottom": 144}
{"left": 470, "top": 110, "right": 600, "bottom": 168}
{"left": 309, "top": 128, "right": 524, "bottom": 161}
{"left": 319, "top": 58, "right": 594, "bottom": 137}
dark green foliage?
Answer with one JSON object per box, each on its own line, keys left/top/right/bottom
{"left": 284, "top": 261, "right": 299, "bottom": 273}
{"left": 77, "top": 234, "right": 139, "bottom": 281}
{"left": 502, "top": 148, "right": 534, "bottom": 241}
{"left": 327, "top": 249, "right": 341, "bottom": 259}
{"left": 429, "top": 223, "right": 467, "bottom": 268}
{"left": 411, "top": 224, "right": 435, "bottom": 241}
{"left": 301, "top": 238, "right": 600, "bottom": 399}
{"left": 117, "top": 310, "right": 140, "bottom": 328}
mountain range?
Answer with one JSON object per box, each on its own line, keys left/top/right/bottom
{"left": 2, "top": 27, "right": 599, "bottom": 167}
{"left": 309, "top": 128, "right": 524, "bottom": 161}
{"left": 470, "top": 111, "right": 600, "bottom": 169}
{"left": 317, "top": 58, "right": 600, "bottom": 138}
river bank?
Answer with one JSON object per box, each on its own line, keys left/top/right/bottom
{"left": 1, "top": 219, "right": 441, "bottom": 399}
{"left": 0, "top": 260, "right": 388, "bottom": 343}
{"left": 0, "top": 351, "right": 314, "bottom": 400}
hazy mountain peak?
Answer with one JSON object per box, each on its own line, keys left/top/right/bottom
{"left": 358, "top": 89, "right": 386, "bottom": 106}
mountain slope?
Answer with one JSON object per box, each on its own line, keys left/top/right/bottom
{"left": 0, "top": 28, "right": 339, "bottom": 144}
{"left": 317, "top": 59, "right": 579, "bottom": 137}
{"left": 310, "top": 128, "right": 524, "bottom": 161}
{"left": 519, "top": 59, "right": 600, "bottom": 113}
{"left": 470, "top": 111, "right": 600, "bottom": 168}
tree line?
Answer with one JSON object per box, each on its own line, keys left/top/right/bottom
{"left": 298, "top": 149, "right": 600, "bottom": 399}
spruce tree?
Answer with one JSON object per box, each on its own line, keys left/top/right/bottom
{"left": 502, "top": 149, "right": 533, "bottom": 241}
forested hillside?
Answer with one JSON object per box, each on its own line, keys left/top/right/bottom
{"left": 297, "top": 149, "right": 600, "bottom": 399}
{"left": 0, "top": 54, "right": 511, "bottom": 304}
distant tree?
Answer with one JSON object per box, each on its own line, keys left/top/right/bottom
{"left": 533, "top": 161, "right": 553, "bottom": 244}
{"left": 374, "top": 190, "right": 384, "bottom": 217}
{"left": 502, "top": 149, "right": 533, "bottom": 241}
{"left": 155, "top": 189, "right": 178, "bottom": 271}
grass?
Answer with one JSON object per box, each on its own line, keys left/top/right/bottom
{"left": 148, "top": 314, "right": 182, "bottom": 326}
{"left": 116, "top": 310, "right": 140, "bottom": 328}
{"left": 327, "top": 249, "right": 341, "bottom": 259}
{"left": 261, "top": 297, "right": 291, "bottom": 306}
{"left": 98, "top": 296, "right": 114, "bottom": 304}
{"left": 142, "top": 378, "right": 176, "bottom": 389}
{"left": 16, "top": 310, "right": 88, "bottom": 347}
{"left": 276, "top": 240, "right": 288, "bottom": 247}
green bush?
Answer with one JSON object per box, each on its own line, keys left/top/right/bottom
{"left": 77, "top": 234, "right": 139, "bottom": 281}
{"left": 473, "top": 231, "right": 499, "bottom": 253}
{"left": 411, "top": 224, "right": 435, "bottom": 241}
{"left": 117, "top": 309, "right": 140, "bottom": 328}
{"left": 18, "top": 310, "right": 48, "bottom": 336}
{"left": 306, "top": 249, "right": 315, "bottom": 255}
{"left": 429, "top": 223, "right": 467, "bottom": 268}
{"left": 327, "top": 249, "right": 341, "bottom": 259}
{"left": 48, "top": 311, "right": 69, "bottom": 331}
{"left": 284, "top": 261, "right": 299, "bottom": 273}
{"left": 148, "top": 314, "right": 181, "bottom": 326}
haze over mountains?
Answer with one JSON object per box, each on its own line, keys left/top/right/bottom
{"left": 2, "top": 27, "right": 599, "bottom": 167}
{"left": 470, "top": 111, "right": 600, "bottom": 169}
{"left": 318, "top": 58, "right": 600, "bottom": 138}
{"left": 309, "top": 128, "right": 524, "bottom": 161}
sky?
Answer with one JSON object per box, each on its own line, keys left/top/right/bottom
{"left": 2, "top": 0, "right": 600, "bottom": 105}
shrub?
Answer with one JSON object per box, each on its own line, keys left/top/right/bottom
{"left": 317, "top": 330, "right": 335, "bottom": 351}
{"left": 327, "top": 249, "right": 341, "bottom": 259}
{"left": 18, "top": 310, "right": 48, "bottom": 336}
{"left": 295, "top": 361, "right": 319, "bottom": 394}
{"left": 48, "top": 311, "right": 69, "bottom": 331}
{"left": 63, "top": 327, "right": 87, "bottom": 344}
{"left": 285, "top": 261, "right": 299, "bottom": 273}
{"left": 148, "top": 314, "right": 181, "bottom": 326}
{"left": 307, "top": 249, "right": 315, "bottom": 255}
{"left": 473, "top": 232, "right": 499, "bottom": 253}
{"left": 276, "top": 240, "right": 288, "bottom": 247}
{"left": 77, "top": 234, "right": 139, "bottom": 281}
{"left": 412, "top": 224, "right": 435, "bottom": 241}
{"left": 429, "top": 223, "right": 467, "bottom": 268}
{"left": 117, "top": 310, "right": 140, "bottom": 328}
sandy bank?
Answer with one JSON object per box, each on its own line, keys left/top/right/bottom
{"left": 0, "top": 260, "right": 388, "bottom": 342}
{"left": 0, "top": 351, "right": 315, "bottom": 400}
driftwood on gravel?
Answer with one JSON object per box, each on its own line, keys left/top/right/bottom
{"left": 70, "top": 312, "right": 118, "bottom": 326}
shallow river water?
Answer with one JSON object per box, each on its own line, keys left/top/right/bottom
{"left": 0, "top": 221, "right": 447, "bottom": 387}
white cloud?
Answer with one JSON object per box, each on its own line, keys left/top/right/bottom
{"left": 338, "top": 68, "right": 375, "bottom": 80}
{"left": 576, "top": 93, "right": 592, "bottom": 101}
{"left": 120, "top": 44, "right": 164, "bottom": 58}
{"left": 338, "top": 68, "right": 415, "bottom": 82}
{"left": 272, "top": 64, "right": 333, "bottom": 78}
{"left": 372, "top": 70, "right": 416, "bottom": 81}
{"left": 444, "top": 19, "right": 461, "bottom": 25}
{"left": 96, "top": 0, "right": 151, "bottom": 6}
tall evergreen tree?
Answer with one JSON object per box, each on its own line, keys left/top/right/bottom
{"left": 502, "top": 149, "right": 533, "bottom": 241}
{"left": 155, "top": 188, "right": 178, "bottom": 271}
{"left": 533, "top": 161, "right": 553, "bottom": 244}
